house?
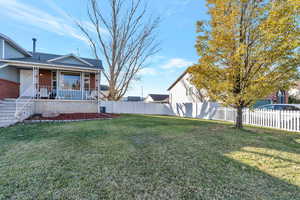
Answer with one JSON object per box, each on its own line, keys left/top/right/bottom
{"left": 0, "top": 33, "right": 103, "bottom": 127}
{"left": 168, "top": 69, "right": 289, "bottom": 108}
{"left": 100, "top": 84, "right": 109, "bottom": 99}
{"left": 167, "top": 70, "right": 217, "bottom": 118}
{"left": 125, "top": 96, "right": 143, "bottom": 102}
{"left": 168, "top": 70, "right": 207, "bottom": 104}
{"left": 144, "top": 94, "right": 169, "bottom": 103}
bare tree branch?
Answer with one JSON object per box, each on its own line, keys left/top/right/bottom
{"left": 77, "top": 0, "right": 160, "bottom": 100}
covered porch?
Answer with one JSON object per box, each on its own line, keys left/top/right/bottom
{"left": 18, "top": 66, "right": 101, "bottom": 101}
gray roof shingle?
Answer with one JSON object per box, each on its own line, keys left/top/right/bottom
{"left": 149, "top": 94, "right": 169, "bottom": 101}
{"left": 6, "top": 52, "right": 103, "bottom": 70}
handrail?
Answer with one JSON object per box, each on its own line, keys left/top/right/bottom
{"left": 15, "top": 85, "right": 35, "bottom": 121}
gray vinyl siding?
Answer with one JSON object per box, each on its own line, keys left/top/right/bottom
{"left": 57, "top": 57, "right": 86, "bottom": 65}
{"left": 4, "top": 42, "right": 25, "bottom": 59}
{"left": 0, "top": 66, "right": 19, "bottom": 83}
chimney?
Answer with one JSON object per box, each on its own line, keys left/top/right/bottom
{"left": 32, "top": 38, "right": 37, "bottom": 55}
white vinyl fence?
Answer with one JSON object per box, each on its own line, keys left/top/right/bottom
{"left": 213, "top": 107, "right": 300, "bottom": 132}
{"left": 100, "top": 101, "right": 300, "bottom": 132}
{"left": 100, "top": 101, "right": 174, "bottom": 115}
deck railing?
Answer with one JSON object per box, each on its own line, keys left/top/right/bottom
{"left": 37, "top": 85, "right": 98, "bottom": 100}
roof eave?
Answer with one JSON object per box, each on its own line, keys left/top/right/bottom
{"left": 0, "top": 59, "right": 103, "bottom": 72}
{"left": 47, "top": 53, "right": 94, "bottom": 67}
{"left": 0, "top": 33, "right": 32, "bottom": 57}
{"left": 167, "top": 70, "right": 188, "bottom": 91}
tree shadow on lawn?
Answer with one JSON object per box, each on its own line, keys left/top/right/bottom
{"left": 0, "top": 115, "right": 300, "bottom": 199}
{"left": 120, "top": 116, "right": 300, "bottom": 199}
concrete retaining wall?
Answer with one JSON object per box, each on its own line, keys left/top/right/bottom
{"left": 34, "top": 100, "right": 98, "bottom": 114}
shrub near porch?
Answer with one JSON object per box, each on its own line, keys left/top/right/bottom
{"left": 0, "top": 115, "right": 299, "bottom": 199}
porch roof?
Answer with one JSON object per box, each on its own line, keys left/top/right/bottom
{"left": 1, "top": 52, "right": 103, "bottom": 71}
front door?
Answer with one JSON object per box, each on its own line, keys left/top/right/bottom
{"left": 20, "top": 69, "right": 34, "bottom": 97}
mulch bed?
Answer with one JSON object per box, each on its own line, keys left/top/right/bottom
{"left": 28, "top": 113, "right": 120, "bottom": 121}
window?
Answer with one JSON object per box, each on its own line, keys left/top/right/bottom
{"left": 84, "top": 73, "right": 90, "bottom": 91}
{"left": 186, "top": 87, "right": 193, "bottom": 96}
{"left": 60, "top": 72, "right": 81, "bottom": 90}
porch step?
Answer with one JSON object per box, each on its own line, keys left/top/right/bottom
{"left": 0, "top": 99, "right": 18, "bottom": 128}
{"left": 0, "top": 110, "right": 16, "bottom": 114}
{"left": 0, "top": 113, "right": 15, "bottom": 121}
{"left": 3, "top": 98, "right": 17, "bottom": 102}
{"left": 0, "top": 121, "right": 18, "bottom": 128}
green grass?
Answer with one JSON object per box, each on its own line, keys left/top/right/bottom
{"left": 0, "top": 115, "right": 299, "bottom": 200}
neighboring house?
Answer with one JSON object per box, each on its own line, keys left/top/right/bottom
{"left": 288, "top": 81, "right": 300, "bottom": 101}
{"left": 0, "top": 33, "right": 103, "bottom": 127}
{"left": 168, "top": 69, "right": 289, "bottom": 108}
{"left": 100, "top": 84, "right": 109, "bottom": 99}
{"left": 124, "top": 96, "right": 143, "bottom": 102}
{"left": 144, "top": 94, "right": 169, "bottom": 103}
{"left": 168, "top": 70, "right": 207, "bottom": 104}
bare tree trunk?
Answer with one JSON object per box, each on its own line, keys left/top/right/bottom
{"left": 236, "top": 106, "right": 243, "bottom": 129}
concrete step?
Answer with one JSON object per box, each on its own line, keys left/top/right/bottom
{"left": 0, "top": 102, "right": 17, "bottom": 106}
{"left": 3, "top": 99, "right": 17, "bottom": 102}
{"left": 0, "top": 105, "right": 16, "bottom": 109}
{"left": 4, "top": 98, "right": 17, "bottom": 100}
{"left": 0, "top": 121, "right": 18, "bottom": 128}
{"left": 0, "top": 118, "right": 18, "bottom": 122}
{"left": 0, "top": 110, "right": 15, "bottom": 114}
{"left": 0, "top": 106, "right": 16, "bottom": 110}
{"left": 0, "top": 115, "right": 16, "bottom": 121}
{"left": 0, "top": 115, "right": 16, "bottom": 120}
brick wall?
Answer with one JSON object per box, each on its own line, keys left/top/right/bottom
{"left": 39, "top": 69, "right": 52, "bottom": 88}
{"left": 90, "top": 73, "right": 96, "bottom": 90}
{"left": 0, "top": 79, "right": 20, "bottom": 99}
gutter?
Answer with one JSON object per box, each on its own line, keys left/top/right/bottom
{"left": 0, "top": 63, "right": 8, "bottom": 69}
{"left": 0, "top": 59, "right": 102, "bottom": 72}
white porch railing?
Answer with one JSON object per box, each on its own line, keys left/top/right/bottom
{"left": 37, "top": 85, "right": 98, "bottom": 100}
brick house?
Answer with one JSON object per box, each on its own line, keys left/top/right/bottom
{"left": 0, "top": 33, "right": 104, "bottom": 127}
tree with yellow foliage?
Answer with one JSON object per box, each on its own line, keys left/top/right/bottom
{"left": 189, "top": 0, "right": 300, "bottom": 128}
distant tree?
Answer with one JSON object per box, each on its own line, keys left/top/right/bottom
{"left": 77, "top": 0, "right": 160, "bottom": 100}
{"left": 189, "top": 0, "right": 300, "bottom": 128}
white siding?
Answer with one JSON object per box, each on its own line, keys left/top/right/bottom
{"left": 4, "top": 42, "right": 25, "bottom": 59}
{"left": 0, "top": 67, "right": 19, "bottom": 83}
{"left": 169, "top": 73, "right": 204, "bottom": 104}
{"left": 144, "top": 96, "right": 154, "bottom": 103}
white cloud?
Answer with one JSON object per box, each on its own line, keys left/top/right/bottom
{"left": 160, "top": 58, "right": 193, "bottom": 69}
{"left": 165, "top": 0, "right": 192, "bottom": 17}
{"left": 138, "top": 68, "right": 158, "bottom": 76}
{"left": 0, "top": 0, "right": 107, "bottom": 44}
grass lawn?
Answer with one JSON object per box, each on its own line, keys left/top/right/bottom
{"left": 0, "top": 115, "right": 300, "bottom": 200}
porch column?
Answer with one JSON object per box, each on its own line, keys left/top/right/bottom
{"left": 56, "top": 70, "right": 60, "bottom": 99}
{"left": 32, "top": 66, "right": 39, "bottom": 98}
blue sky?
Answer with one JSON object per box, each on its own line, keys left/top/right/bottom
{"left": 0, "top": 0, "right": 208, "bottom": 97}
